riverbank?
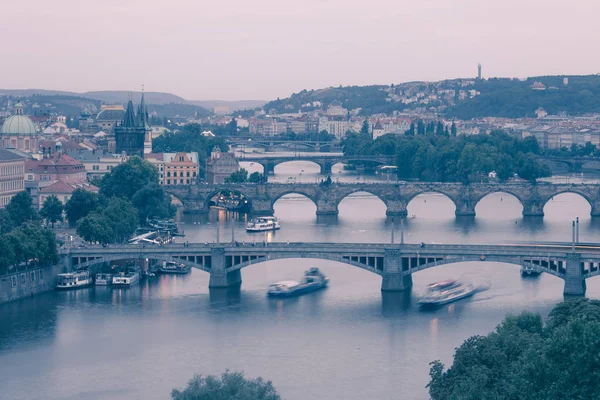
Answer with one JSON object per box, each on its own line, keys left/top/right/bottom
{"left": 0, "top": 264, "right": 64, "bottom": 304}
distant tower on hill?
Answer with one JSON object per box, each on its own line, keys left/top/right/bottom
{"left": 477, "top": 63, "right": 482, "bottom": 80}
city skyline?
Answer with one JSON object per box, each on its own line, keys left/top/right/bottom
{"left": 1, "top": 0, "right": 599, "bottom": 101}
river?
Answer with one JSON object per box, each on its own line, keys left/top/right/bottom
{"left": 1, "top": 161, "right": 599, "bottom": 400}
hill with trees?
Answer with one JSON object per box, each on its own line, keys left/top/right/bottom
{"left": 262, "top": 75, "right": 600, "bottom": 118}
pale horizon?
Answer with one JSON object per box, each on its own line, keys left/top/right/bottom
{"left": 1, "top": 0, "right": 599, "bottom": 101}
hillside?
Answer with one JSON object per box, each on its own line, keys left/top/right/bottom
{"left": 262, "top": 75, "right": 600, "bottom": 119}
{"left": 189, "top": 100, "right": 266, "bottom": 112}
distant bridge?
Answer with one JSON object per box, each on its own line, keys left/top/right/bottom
{"left": 228, "top": 137, "right": 341, "bottom": 152}
{"left": 166, "top": 182, "right": 600, "bottom": 217}
{"left": 233, "top": 154, "right": 394, "bottom": 174}
{"left": 545, "top": 157, "right": 600, "bottom": 172}
{"left": 62, "top": 241, "right": 598, "bottom": 296}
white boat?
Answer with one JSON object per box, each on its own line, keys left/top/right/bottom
{"left": 246, "top": 216, "right": 281, "bottom": 232}
{"left": 267, "top": 268, "right": 329, "bottom": 297}
{"left": 112, "top": 269, "right": 140, "bottom": 287}
{"left": 95, "top": 273, "right": 112, "bottom": 286}
{"left": 56, "top": 269, "right": 93, "bottom": 290}
{"left": 418, "top": 280, "right": 476, "bottom": 306}
{"left": 159, "top": 261, "right": 191, "bottom": 274}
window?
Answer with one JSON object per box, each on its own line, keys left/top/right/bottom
{"left": 167, "top": 180, "right": 171, "bottom": 185}
{"left": 21, "top": 273, "right": 26, "bottom": 284}
{"left": 11, "top": 276, "right": 17, "bottom": 288}
{"left": 39, "top": 269, "right": 44, "bottom": 280}
{"left": 186, "top": 172, "right": 190, "bottom": 177}
{"left": 27, "top": 174, "right": 33, "bottom": 181}
{"left": 167, "top": 172, "right": 170, "bottom": 177}
{"left": 31, "top": 271, "right": 35, "bottom": 282}
{"left": 180, "top": 179, "right": 183, "bottom": 184}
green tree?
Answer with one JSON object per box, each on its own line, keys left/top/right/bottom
{"left": 76, "top": 212, "right": 114, "bottom": 244}
{"left": 103, "top": 197, "right": 139, "bottom": 243}
{"left": 360, "top": 119, "right": 370, "bottom": 135}
{"left": 248, "top": 172, "right": 266, "bottom": 183}
{"left": 0, "top": 208, "right": 13, "bottom": 234}
{"left": 131, "top": 183, "right": 175, "bottom": 224}
{"left": 225, "top": 168, "right": 249, "bottom": 183}
{"left": 40, "top": 195, "right": 63, "bottom": 228}
{"left": 427, "top": 299, "right": 600, "bottom": 400}
{"left": 100, "top": 156, "right": 159, "bottom": 200}
{"left": 171, "top": 371, "right": 281, "bottom": 400}
{"left": 6, "top": 191, "right": 38, "bottom": 226}
{"left": 450, "top": 121, "right": 457, "bottom": 136}
{"left": 65, "top": 188, "right": 99, "bottom": 227}
{"left": 0, "top": 236, "right": 16, "bottom": 270}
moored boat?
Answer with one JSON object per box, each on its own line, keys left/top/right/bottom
{"left": 159, "top": 261, "right": 191, "bottom": 274}
{"left": 267, "top": 267, "right": 328, "bottom": 297}
{"left": 246, "top": 216, "right": 280, "bottom": 232}
{"left": 56, "top": 269, "right": 93, "bottom": 290}
{"left": 112, "top": 268, "right": 140, "bottom": 287}
{"left": 418, "top": 280, "right": 476, "bottom": 306}
{"left": 521, "top": 265, "right": 541, "bottom": 277}
{"left": 95, "top": 273, "right": 112, "bottom": 286}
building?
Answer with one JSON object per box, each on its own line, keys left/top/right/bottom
{"left": 0, "top": 102, "right": 39, "bottom": 152}
{"left": 114, "top": 93, "right": 152, "bottom": 157}
{"left": 146, "top": 152, "right": 199, "bottom": 185}
{"left": 372, "top": 120, "right": 385, "bottom": 139}
{"left": 65, "top": 149, "right": 128, "bottom": 180}
{"left": 205, "top": 147, "right": 239, "bottom": 184}
{"left": 95, "top": 105, "right": 125, "bottom": 134}
{"left": 24, "top": 152, "right": 97, "bottom": 208}
{"left": 0, "top": 149, "right": 25, "bottom": 208}
{"left": 477, "top": 63, "right": 482, "bottom": 80}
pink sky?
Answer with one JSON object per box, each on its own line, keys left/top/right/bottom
{"left": 1, "top": 0, "right": 598, "bottom": 100}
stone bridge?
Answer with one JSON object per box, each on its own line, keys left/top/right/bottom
{"left": 166, "top": 182, "right": 600, "bottom": 217}
{"left": 62, "top": 241, "right": 600, "bottom": 296}
{"left": 228, "top": 138, "right": 341, "bottom": 152}
{"left": 545, "top": 157, "right": 600, "bottom": 172}
{"left": 236, "top": 154, "right": 394, "bottom": 174}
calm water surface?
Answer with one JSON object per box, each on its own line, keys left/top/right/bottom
{"left": 1, "top": 162, "right": 600, "bottom": 400}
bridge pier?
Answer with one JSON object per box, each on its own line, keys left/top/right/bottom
{"left": 522, "top": 200, "right": 544, "bottom": 217}
{"left": 591, "top": 203, "right": 600, "bottom": 217}
{"left": 563, "top": 253, "right": 586, "bottom": 296}
{"left": 316, "top": 199, "right": 339, "bottom": 216}
{"left": 250, "top": 199, "right": 274, "bottom": 216}
{"left": 263, "top": 162, "right": 276, "bottom": 175}
{"left": 381, "top": 248, "right": 413, "bottom": 291}
{"left": 385, "top": 200, "right": 408, "bottom": 217}
{"left": 454, "top": 200, "right": 476, "bottom": 217}
{"left": 319, "top": 161, "right": 334, "bottom": 175}
{"left": 209, "top": 248, "right": 242, "bottom": 288}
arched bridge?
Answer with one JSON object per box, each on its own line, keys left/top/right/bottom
{"left": 236, "top": 154, "right": 394, "bottom": 174}
{"left": 228, "top": 138, "right": 341, "bottom": 152}
{"left": 166, "top": 182, "right": 600, "bottom": 217}
{"left": 62, "top": 241, "right": 599, "bottom": 296}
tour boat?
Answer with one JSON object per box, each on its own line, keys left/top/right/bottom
{"left": 56, "top": 269, "right": 93, "bottom": 290}
{"left": 520, "top": 265, "right": 541, "bottom": 277}
{"left": 246, "top": 216, "right": 281, "bottom": 232}
{"left": 159, "top": 261, "right": 191, "bottom": 274}
{"left": 418, "top": 280, "right": 476, "bottom": 306}
{"left": 112, "top": 268, "right": 140, "bottom": 287}
{"left": 148, "top": 218, "right": 180, "bottom": 233}
{"left": 267, "top": 268, "right": 329, "bottom": 297}
{"left": 95, "top": 273, "right": 113, "bottom": 286}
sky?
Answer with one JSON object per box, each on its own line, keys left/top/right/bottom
{"left": 1, "top": 0, "right": 599, "bottom": 101}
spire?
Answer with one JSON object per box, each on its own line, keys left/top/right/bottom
{"left": 137, "top": 86, "right": 150, "bottom": 129}
{"left": 123, "top": 100, "right": 137, "bottom": 127}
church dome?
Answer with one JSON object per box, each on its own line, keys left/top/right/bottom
{"left": 1, "top": 102, "right": 37, "bottom": 136}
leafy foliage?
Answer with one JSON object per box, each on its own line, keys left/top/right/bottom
{"left": 40, "top": 195, "right": 63, "bottom": 227}
{"left": 65, "top": 188, "right": 100, "bottom": 227}
{"left": 76, "top": 197, "right": 138, "bottom": 244}
{"left": 171, "top": 371, "right": 281, "bottom": 400}
{"left": 100, "top": 156, "right": 159, "bottom": 200}
{"left": 131, "top": 183, "right": 176, "bottom": 224}
{"left": 343, "top": 130, "right": 551, "bottom": 183}
{"left": 6, "top": 191, "right": 38, "bottom": 226}
{"left": 428, "top": 299, "right": 600, "bottom": 400}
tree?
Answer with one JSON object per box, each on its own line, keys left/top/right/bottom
{"left": 428, "top": 299, "right": 600, "bottom": 400}
{"left": 76, "top": 212, "right": 114, "bottom": 244}
{"left": 172, "top": 371, "right": 281, "bottom": 400}
{"left": 6, "top": 191, "right": 38, "bottom": 226}
{"left": 40, "top": 195, "right": 63, "bottom": 227}
{"left": 131, "top": 183, "right": 175, "bottom": 224}
{"left": 0, "top": 208, "right": 13, "bottom": 234}
{"left": 248, "top": 172, "right": 266, "bottom": 183}
{"left": 225, "top": 168, "right": 249, "bottom": 183}
{"left": 100, "top": 156, "right": 159, "bottom": 200}
{"left": 103, "top": 197, "right": 139, "bottom": 243}
{"left": 65, "top": 188, "right": 100, "bottom": 227}
{"left": 450, "top": 121, "right": 457, "bottom": 136}
{"left": 360, "top": 119, "right": 370, "bottom": 135}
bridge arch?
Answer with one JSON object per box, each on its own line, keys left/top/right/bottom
{"left": 473, "top": 191, "right": 525, "bottom": 217}
{"left": 270, "top": 190, "right": 319, "bottom": 209}
{"left": 203, "top": 188, "right": 253, "bottom": 212}
{"left": 400, "top": 256, "right": 565, "bottom": 279}
{"left": 225, "top": 253, "right": 384, "bottom": 275}
{"left": 405, "top": 191, "right": 459, "bottom": 214}
{"left": 272, "top": 160, "right": 329, "bottom": 175}
{"left": 336, "top": 189, "right": 389, "bottom": 216}
{"left": 541, "top": 189, "right": 594, "bottom": 212}
{"left": 72, "top": 254, "right": 211, "bottom": 273}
